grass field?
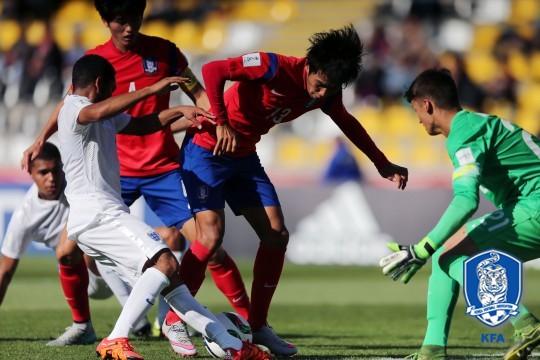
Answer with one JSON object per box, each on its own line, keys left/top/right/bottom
{"left": 1, "top": 257, "right": 540, "bottom": 359}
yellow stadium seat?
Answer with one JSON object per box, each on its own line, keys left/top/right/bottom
{"left": 518, "top": 83, "right": 540, "bottom": 112}
{"left": 171, "top": 20, "right": 202, "bottom": 53}
{"left": 530, "top": 52, "right": 540, "bottom": 82}
{"left": 141, "top": 20, "right": 171, "bottom": 40}
{"left": 81, "top": 21, "right": 111, "bottom": 50}
{"left": 507, "top": 50, "right": 529, "bottom": 81}
{"left": 201, "top": 16, "right": 226, "bottom": 51}
{"left": 0, "top": 20, "right": 21, "bottom": 52}
{"left": 54, "top": 1, "right": 98, "bottom": 25}
{"left": 464, "top": 52, "right": 500, "bottom": 84}
{"left": 472, "top": 25, "right": 501, "bottom": 52}
{"left": 510, "top": 0, "right": 539, "bottom": 24}
{"left": 25, "top": 21, "right": 46, "bottom": 46}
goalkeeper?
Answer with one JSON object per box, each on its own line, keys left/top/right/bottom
{"left": 380, "top": 68, "right": 540, "bottom": 360}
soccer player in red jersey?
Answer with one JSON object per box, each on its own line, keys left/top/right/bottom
{"left": 21, "top": 0, "right": 249, "bottom": 355}
{"left": 179, "top": 25, "right": 409, "bottom": 356}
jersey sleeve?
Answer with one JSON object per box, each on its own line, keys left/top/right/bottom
{"left": 322, "top": 93, "right": 390, "bottom": 170}
{"left": 424, "top": 128, "right": 487, "bottom": 249}
{"left": 1, "top": 202, "right": 33, "bottom": 259}
{"left": 113, "top": 113, "right": 132, "bottom": 133}
{"left": 227, "top": 52, "right": 278, "bottom": 82}
{"left": 64, "top": 96, "right": 92, "bottom": 134}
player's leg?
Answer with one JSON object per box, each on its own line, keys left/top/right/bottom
{"left": 47, "top": 227, "right": 96, "bottom": 346}
{"left": 439, "top": 205, "right": 540, "bottom": 360}
{"left": 143, "top": 168, "right": 249, "bottom": 318}
{"left": 240, "top": 205, "right": 297, "bottom": 356}
{"left": 411, "top": 237, "right": 462, "bottom": 359}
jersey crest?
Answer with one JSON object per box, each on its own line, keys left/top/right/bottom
{"left": 142, "top": 57, "right": 158, "bottom": 75}
{"left": 464, "top": 249, "right": 521, "bottom": 327}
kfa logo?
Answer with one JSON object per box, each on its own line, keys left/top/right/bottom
{"left": 197, "top": 185, "right": 209, "bottom": 201}
{"left": 142, "top": 57, "right": 158, "bottom": 74}
{"left": 464, "top": 249, "right": 522, "bottom": 327}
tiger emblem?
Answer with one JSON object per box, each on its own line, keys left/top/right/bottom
{"left": 476, "top": 252, "right": 508, "bottom": 306}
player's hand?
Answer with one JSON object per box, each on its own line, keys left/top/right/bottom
{"left": 21, "top": 141, "right": 44, "bottom": 173}
{"left": 151, "top": 76, "right": 191, "bottom": 96}
{"left": 379, "top": 242, "right": 427, "bottom": 284}
{"left": 214, "top": 123, "right": 239, "bottom": 156}
{"left": 177, "top": 106, "right": 215, "bottom": 129}
{"left": 378, "top": 163, "right": 408, "bottom": 190}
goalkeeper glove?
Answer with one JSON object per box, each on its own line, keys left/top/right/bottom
{"left": 379, "top": 239, "right": 435, "bottom": 284}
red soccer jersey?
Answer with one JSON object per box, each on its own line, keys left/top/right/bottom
{"left": 86, "top": 34, "right": 189, "bottom": 177}
{"left": 199, "top": 52, "right": 389, "bottom": 169}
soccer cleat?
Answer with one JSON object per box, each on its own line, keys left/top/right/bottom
{"left": 252, "top": 323, "right": 297, "bottom": 356}
{"left": 131, "top": 316, "right": 152, "bottom": 338}
{"left": 405, "top": 345, "right": 447, "bottom": 360}
{"left": 504, "top": 322, "right": 540, "bottom": 360}
{"left": 96, "top": 337, "right": 143, "bottom": 360}
{"left": 162, "top": 318, "right": 198, "bottom": 357}
{"left": 224, "top": 341, "right": 276, "bottom": 360}
{"left": 46, "top": 322, "right": 97, "bottom": 346}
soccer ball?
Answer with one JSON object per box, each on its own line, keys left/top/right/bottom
{"left": 203, "top": 312, "right": 252, "bottom": 358}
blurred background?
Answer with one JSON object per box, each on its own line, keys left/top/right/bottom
{"left": 0, "top": 0, "right": 539, "bottom": 264}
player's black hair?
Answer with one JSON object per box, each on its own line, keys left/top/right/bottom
{"left": 306, "top": 24, "right": 364, "bottom": 87}
{"left": 72, "top": 54, "right": 116, "bottom": 90}
{"left": 94, "top": 0, "right": 146, "bottom": 23}
{"left": 29, "top": 142, "right": 61, "bottom": 170}
{"left": 404, "top": 68, "right": 461, "bottom": 110}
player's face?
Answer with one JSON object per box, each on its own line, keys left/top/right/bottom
{"left": 105, "top": 15, "right": 143, "bottom": 51}
{"left": 306, "top": 70, "right": 340, "bottom": 100}
{"left": 30, "top": 159, "right": 63, "bottom": 200}
{"left": 411, "top": 99, "right": 439, "bottom": 136}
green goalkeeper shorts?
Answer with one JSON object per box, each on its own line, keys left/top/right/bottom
{"left": 466, "top": 197, "right": 540, "bottom": 262}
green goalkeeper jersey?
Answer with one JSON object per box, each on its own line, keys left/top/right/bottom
{"left": 425, "top": 109, "right": 540, "bottom": 250}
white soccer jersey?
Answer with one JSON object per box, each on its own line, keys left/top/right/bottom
{"left": 1, "top": 184, "right": 69, "bottom": 259}
{"left": 58, "top": 95, "right": 131, "bottom": 239}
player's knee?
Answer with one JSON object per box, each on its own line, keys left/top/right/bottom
{"left": 56, "top": 247, "right": 83, "bottom": 266}
{"left": 262, "top": 228, "right": 289, "bottom": 249}
{"left": 152, "top": 249, "right": 180, "bottom": 279}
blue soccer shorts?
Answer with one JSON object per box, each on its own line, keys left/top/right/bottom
{"left": 180, "top": 136, "right": 281, "bottom": 215}
{"left": 120, "top": 168, "right": 192, "bottom": 229}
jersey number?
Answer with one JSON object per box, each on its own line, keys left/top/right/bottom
{"left": 266, "top": 108, "right": 291, "bottom": 124}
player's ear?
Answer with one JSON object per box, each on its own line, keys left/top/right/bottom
{"left": 424, "top": 99, "right": 434, "bottom": 115}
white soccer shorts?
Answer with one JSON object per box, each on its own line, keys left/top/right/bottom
{"left": 75, "top": 212, "right": 168, "bottom": 287}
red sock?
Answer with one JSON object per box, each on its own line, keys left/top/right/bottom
{"left": 209, "top": 252, "right": 250, "bottom": 319}
{"left": 59, "top": 261, "right": 90, "bottom": 323}
{"left": 179, "top": 240, "right": 212, "bottom": 296}
{"left": 248, "top": 244, "right": 285, "bottom": 330}
{"left": 165, "top": 308, "right": 182, "bottom": 325}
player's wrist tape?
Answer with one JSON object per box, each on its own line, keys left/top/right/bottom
{"left": 413, "top": 237, "right": 436, "bottom": 259}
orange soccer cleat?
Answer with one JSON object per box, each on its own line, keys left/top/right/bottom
{"left": 96, "top": 337, "right": 143, "bottom": 360}
{"left": 224, "top": 341, "right": 276, "bottom": 360}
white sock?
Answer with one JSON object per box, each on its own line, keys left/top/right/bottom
{"left": 157, "top": 294, "right": 169, "bottom": 327}
{"left": 96, "top": 261, "right": 132, "bottom": 306}
{"left": 164, "top": 285, "right": 242, "bottom": 351}
{"left": 108, "top": 267, "right": 169, "bottom": 339}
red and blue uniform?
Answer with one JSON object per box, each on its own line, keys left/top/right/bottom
{"left": 87, "top": 34, "right": 192, "bottom": 228}
{"left": 181, "top": 52, "right": 390, "bottom": 213}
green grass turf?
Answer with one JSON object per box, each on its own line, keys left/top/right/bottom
{"left": 1, "top": 257, "right": 540, "bottom": 359}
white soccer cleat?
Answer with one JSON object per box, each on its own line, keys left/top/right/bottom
{"left": 162, "top": 319, "right": 198, "bottom": 357}
{"left": 252, "top": 323, "right": 297, "bottom": 356}
{"left": 46, "top": 322, "right": 97, "bottom": 346}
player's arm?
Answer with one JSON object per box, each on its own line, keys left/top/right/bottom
{"left": 21, "top": 88, "right": 73, "bottom": 172}
{"left": 119, "top": 106, "right": 213, "bottom": 135}
{"left": 380, "top": 164, "right": 481, "bottom": 283}
{"left": 0, "top": 256, "right": 20, "bottom": 306}
{"left": 324, "top": 101, "right": 408, "bottom": 189}
{"left": 201, "top": 60, "right": 238, "bottom": 155}
{"left": 178, "top": 66, "right": 211, "bottom": 110}
{"left": 77, "top": 76, "right": 188, "bottom": 125}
